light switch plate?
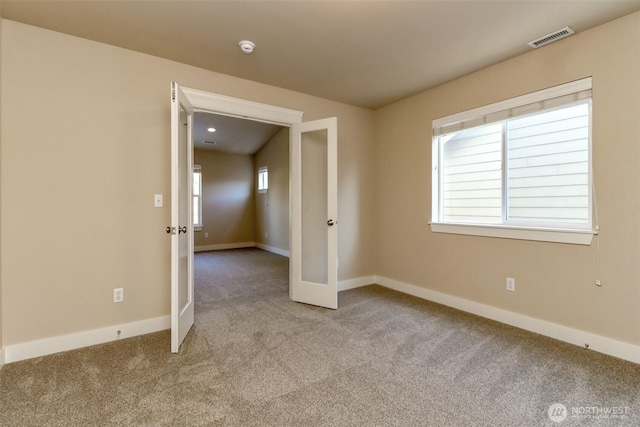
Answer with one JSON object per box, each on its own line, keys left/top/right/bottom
{"left": 154, "top": 194, "right": 163, "bottom": 207}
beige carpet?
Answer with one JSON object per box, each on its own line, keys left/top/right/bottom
{"left": 1, "top": 248, "right": 639, "bottom": 426}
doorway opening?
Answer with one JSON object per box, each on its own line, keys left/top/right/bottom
{"left": 192, "top": 112, "right": 289, "bottom": 256}
{"left": 192, "top": 111, "right": 291, "bottom": 314}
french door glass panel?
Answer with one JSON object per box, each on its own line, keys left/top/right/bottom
{"left": 178, "top": 105, "right": 190, "bottom": 312}
{"left": 301, "top": 129, "right": 329, "bottom": 284}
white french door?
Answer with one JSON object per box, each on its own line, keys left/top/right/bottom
{"left": 170, "top": 82, "right": 195, "bottom": 352}
{"left": 291, "top": 117, "right": 338, "bottom": 309}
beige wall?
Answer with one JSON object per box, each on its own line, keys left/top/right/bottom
{"left": 0, "top": 20, "right": 376, "bottom": 345}
{"left": 193, "top": 149, "right": 256, "bottom": 248}
{"left": 374, "top": 12, "right": 640, "bottom": 345}
{"left": 254, "top": 128, "right": 290, "bottom": 252}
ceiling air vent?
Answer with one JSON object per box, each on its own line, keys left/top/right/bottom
{"left": 527, "top": 26, "right": 574, "bottom": 48}
{"left": 203, "top": 140, "right": 216, "bottom": 145}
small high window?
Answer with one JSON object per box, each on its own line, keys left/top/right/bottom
{"left": 258, "top": 166, "right": 268, "bottom": 193}
{"left": 193, "top": 165, "right": 202, "bottom": 228}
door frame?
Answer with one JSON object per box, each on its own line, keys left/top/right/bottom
{"left": 180, "top": 87, "right": 304, "bottom": 295}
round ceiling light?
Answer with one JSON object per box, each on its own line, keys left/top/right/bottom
{"left": 207, "top": 127, "right": 216, "bottom": 132}
{"left": 239, "top": 40, "right": 255, "bottom": 54}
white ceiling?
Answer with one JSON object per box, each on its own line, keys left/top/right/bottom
{"left": 2, "top": 0, "right": 639, "bottom": 110}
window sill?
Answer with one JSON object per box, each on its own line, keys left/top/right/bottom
{"left": 429, "top": 222, "right": 596, "bottom": 245}
{"left": 194, "top": 227, "right": 203, "bottom": 232}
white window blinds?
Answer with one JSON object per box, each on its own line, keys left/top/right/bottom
{"left": 433, "top": 78, "right": 592, "bottom": 137}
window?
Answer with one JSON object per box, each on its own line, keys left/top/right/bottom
{"left": 431, "top": 78, "right": 595, "bottom": 245}
{"left": 193, "top": 165, "right": 202, "bottom": 228}
{"left": 258, "top": 166, "right": 268, "bottom": 193}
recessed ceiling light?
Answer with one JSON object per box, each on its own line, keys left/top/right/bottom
{"left": 207, "top": 127, "right": 216, "bottom": 132}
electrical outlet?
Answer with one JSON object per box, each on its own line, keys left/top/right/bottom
{"left": 114, "top": 288, "right": 124, "bottom": 303}
{"left": 506, "top": 277, "right": 515, "bottom": 292}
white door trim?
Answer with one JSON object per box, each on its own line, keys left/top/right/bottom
{"left": 180, "top": 88, "right": 303, "bottom": 126}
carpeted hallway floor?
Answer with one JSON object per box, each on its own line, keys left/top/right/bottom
{"left": 1, "top": 248, "right": 639, "bottom": 426}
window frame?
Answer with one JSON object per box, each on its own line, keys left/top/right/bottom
{"left": 430, "top": 78, "right": 596, "bottom": 245}
{"left": 193, "top": 164, "right": 203, "bottom": 230}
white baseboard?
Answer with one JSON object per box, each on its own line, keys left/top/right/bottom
{"left": 4, "top": 316, "right": 170, "bottom": 364}
{"left": 255, "top": 243, "right": 290, "bottom": 258}
{"left": 195, "top": 242, "right": 255, "bottom": 252}
{"left": 375, "top": 275, "right": 640, "bottom": 365}
{"left": 6, "top": 276, "right": 636, "bottom": 365}
{"left": 338, "top": 275, "right": 376, "bottom": 292}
